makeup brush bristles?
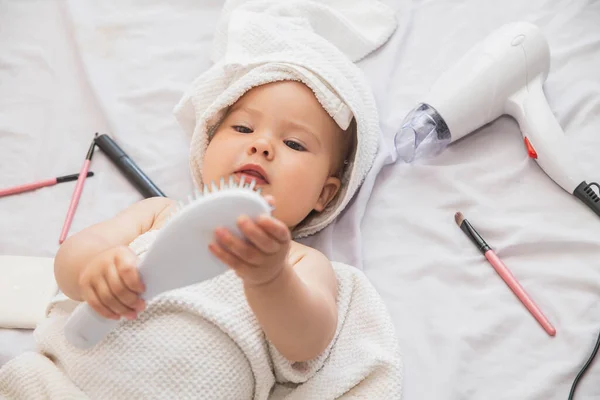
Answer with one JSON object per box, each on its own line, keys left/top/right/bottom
{"left": 454, "top": 212, "right": 465, "bottom": 226}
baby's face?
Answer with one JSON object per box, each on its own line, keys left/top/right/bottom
{"left": 202, "top": 81, "right": 343, "bottom": 229}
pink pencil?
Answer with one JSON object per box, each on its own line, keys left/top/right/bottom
{"left": 59, "top": 137, "right": 97, "bottom": 244}
{"left": 0, "top": 172, "right": 94, "bottom": 198}
{"left": 454, "top": 212, "right": 556, "bottom": 336}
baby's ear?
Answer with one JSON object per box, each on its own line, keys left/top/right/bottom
{"left": 314, "top": 177, "right": 341, "bottom": 212}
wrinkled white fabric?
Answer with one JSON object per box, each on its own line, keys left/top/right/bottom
{"left": 4, "top": 0, "right": 599, "bottom": 398}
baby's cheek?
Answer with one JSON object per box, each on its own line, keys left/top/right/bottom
{"left": 276, "top": 179, "right": 323, "bottom": 224}
{"left": 201, "top": 143, "right": 227, "bottom": 182}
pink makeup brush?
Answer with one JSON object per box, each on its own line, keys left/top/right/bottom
{"left": 454, "top": 211, "right": 556, "bottom": 336}
{"left": 0, "top": 172, "right": 94, "bottom": 198}
{"left": 59, "top": 135, "right": 98, "bottom": 244}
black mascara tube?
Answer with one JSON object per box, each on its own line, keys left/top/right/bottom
{"left": 94, "top": 134, "right": 166, "bottom": 198}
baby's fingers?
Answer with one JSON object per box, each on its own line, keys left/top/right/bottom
{"left": 209, "top": 241, "right": 246, "bottom": 271}
{"left": 214, "top": 227, "right": 264, "bottom": 266}
{"left": 81, "top": 285, "right": 119, "bottom": 320}
{"left": 114, "top": 247, "right": 145, "bottom": 294}
{"left": 93, "top": 279, "right": 137, "bottom": 320}
{"left": 106, "top": 264, "right": 145, "bottom": 313}
{"left": 256, "top": 215, "right": 291, "bottom": 243}
{"left": 237, "top": 215, "right": 280, "bottom": 254}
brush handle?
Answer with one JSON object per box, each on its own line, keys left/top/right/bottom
{"left": 64, "top": 186, "right": 271, "bottom": 349}
{"left": 64, "top": 304, "right": 122, "bottom": 349}
{"left": 484, "top": 250, "right": 556, "bottom": 336}
{"left": 0, "top": 178, "right": 56, "bottom": 197}
{"left": 59, "top": 160, "right": 91, "bottom": 244}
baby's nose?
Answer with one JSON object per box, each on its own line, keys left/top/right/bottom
{"left": 249, "top": 138, "right": 273, "bottom": 159}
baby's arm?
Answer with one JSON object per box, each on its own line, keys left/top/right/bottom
{"left": 209, "top": 211, "right": 338, "bottom": 362}
{"left": 54, "top": 197, "right": 174, "bottom": 302}
{"left": 244, "top": 243, "right": 338, "bottom": 362}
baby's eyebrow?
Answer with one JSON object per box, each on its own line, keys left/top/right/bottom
{"left": 229, "top": 104, "right": 262, "bottom": 118}
{"left": 287, "top": 120, "right": 321, "bottom": 146}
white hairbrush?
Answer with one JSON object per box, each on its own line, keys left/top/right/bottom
{"left": 64, "top": 177, "right": 271, "bottom": 349}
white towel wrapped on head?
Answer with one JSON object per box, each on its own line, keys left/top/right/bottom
{"left": 174, "top": 0, "right": 398, "bottom": 238}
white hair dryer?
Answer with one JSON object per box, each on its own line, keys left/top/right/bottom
{"left": 395, "top": 21, "right": 600, "bottom": 217}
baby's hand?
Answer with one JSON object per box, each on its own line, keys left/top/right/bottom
{"left": 78, "top": 246, "right": 146, "bottom": 320}
{"left": 209, "top": 196, "right": 291, "bottom": 286}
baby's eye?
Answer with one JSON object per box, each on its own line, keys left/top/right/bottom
{"left": 233, "top": 125, "right": 253, "bottom": 134}
{"left": 284, "top": 140, "right": 306, "bottom": 152}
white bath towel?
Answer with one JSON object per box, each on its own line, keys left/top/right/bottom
{"left": 173, "top": 0, "right": 398, "bottom": 238}
{"left": 0, "top": 230, "right": 402, "bottom": 399}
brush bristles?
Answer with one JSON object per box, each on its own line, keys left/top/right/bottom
{"left": 454, "top": 212, "right": 464, "bottom": 226}
{"left": 164, "top": 176, "right": 262, "bottom": 225}
{"left": 193, "top": 176, "right": 259, "bottom": 194}
{"left": 184, "top": 176, "right": 261, "bottom": 202}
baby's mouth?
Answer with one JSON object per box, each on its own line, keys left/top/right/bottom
{"left": 234, "top": 170, "right": 269, "bottom": 185}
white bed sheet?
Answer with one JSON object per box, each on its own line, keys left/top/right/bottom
{"left": 1, "top": 0, "right": 600, "bottom": 398}
{"left": 359, "top": 2, "right": 600, "bottom": 399}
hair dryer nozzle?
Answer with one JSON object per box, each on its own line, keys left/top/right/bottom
{"left": 395, "top": 103, "right": 451, "bottom": 162}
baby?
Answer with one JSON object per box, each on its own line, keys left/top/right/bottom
{"left": 0, "top": 2, "right": 402, "bottom": 398}
{"left": 54, "top": 80, "right": 356, "bottom": 363}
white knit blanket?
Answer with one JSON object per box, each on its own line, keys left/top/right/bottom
{"left": 0, "top": 230, "right": 402, "bottom": 399}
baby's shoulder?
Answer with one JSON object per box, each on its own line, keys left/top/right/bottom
{"left": 289, "top": 242, "right": 359, "bottom": 276}
{"left": 288, "top": 241, "right": 357, "bottom": 270}
{"left": 288, "top": 240, "right": 330, "bottom": 265}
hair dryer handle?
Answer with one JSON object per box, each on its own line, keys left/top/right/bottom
{"left": 64, "top": 302, "right": 123, "bottom": 349}
{"left": 509, "top": 78, "right": 583, "bottom": 194}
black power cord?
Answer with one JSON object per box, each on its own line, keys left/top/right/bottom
{"left": 569, "top": 181, "right": 600, "bottom": 399}
{"left": 568, "top": 327, "right": 600, "bottom": 400}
